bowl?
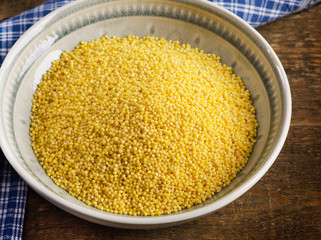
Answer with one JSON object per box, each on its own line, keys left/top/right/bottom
{"left": 0, "top": 0, "right": 291, "bottom": 228}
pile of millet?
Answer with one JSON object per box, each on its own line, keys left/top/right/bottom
{"left": 30, "top": 35, "right": 258, "bottom": 216}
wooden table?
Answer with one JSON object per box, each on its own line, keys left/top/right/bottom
{"left": 1, "top": 1, "right": 320, "bottom": 239}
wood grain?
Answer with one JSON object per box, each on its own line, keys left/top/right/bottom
{"left": 0, "top": 0, "right": 48, "bottom": 21}
{"left": 1, "top": 1, "right": 320, "bottom": 239}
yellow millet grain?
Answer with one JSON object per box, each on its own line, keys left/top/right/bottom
{"left": 30, "top": 35, "right": 258, "bottom": 216}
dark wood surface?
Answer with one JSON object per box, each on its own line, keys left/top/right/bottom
{"left": 1, "top": 1, "right": 321, "bottom": 239}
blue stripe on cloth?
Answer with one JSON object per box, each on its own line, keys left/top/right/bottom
{"left": 210, "top": 0, "right": 321, "bottom": 27}
{"left": 0, "top": 0, "right": 73, "bottom": 65}
{"left": 0, "top": 153, "right": 27, "bottom": 240}
{"left": 0, "top": 0, "right": 320, "bottom": 239}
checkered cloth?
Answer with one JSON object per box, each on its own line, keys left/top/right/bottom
{"left": 0, "top": 0, "right": 319, "bottom": 239}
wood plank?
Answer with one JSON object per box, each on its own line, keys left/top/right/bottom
{"left": 0, "top": 0, "right": 48, "bottom": 21}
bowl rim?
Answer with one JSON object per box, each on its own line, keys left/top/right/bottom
{"left": 0, "top": 0, "right": 292, "bottom": 226}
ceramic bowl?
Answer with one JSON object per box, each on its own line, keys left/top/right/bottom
{"left": 0, "top": 0, "right": 291, "bottom": 228}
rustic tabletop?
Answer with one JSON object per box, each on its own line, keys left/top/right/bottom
{"left": 1, "top": 0, "right": 320, "bottom": 239}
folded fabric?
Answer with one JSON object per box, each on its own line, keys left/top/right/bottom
{"left": 212, "top": 0, "right": 320, "bottom": 27}
{"left": 0, "top": 0, "right": 319, "bottom": 239}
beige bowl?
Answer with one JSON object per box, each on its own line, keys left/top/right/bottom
{"left": 0, "top": 0, "right": 291, "bottom": 228}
